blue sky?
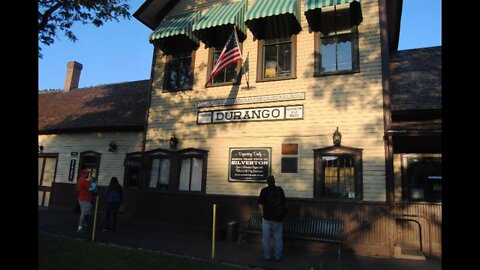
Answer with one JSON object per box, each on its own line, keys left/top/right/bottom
{"left": 38, "top": 0, "right": 441, "bottom": 90}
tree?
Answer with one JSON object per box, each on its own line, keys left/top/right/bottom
{"left": 38, "top": 0, "right": 131, "bottom": 58}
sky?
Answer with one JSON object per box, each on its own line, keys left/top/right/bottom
{"left": 38, "top": 0, "right": 441, "bottom": 90}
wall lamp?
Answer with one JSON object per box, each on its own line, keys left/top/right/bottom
{"left": 333, "top": 127, "right": 342, "bottom": 146}
{"left": 108, "top": 141, "right": 117, "bottom": 152}
{"left": 169, "top": 134, "right": 179, "bottom": 149}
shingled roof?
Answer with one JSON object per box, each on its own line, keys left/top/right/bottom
{"left": 39, "top": 80, "right": 150, "bottom": 134}
{"left": 389, "top": 46, "right": 442, "bottom": 111}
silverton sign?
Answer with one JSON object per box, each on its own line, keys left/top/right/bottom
{"left": 229, "top": 148, "right": 271, "bottom": 182}
{"left": 197, "top": 105, "right": 303, "bottom": 124}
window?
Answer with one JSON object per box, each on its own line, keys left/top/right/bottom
{"left": 314, "top": 146, "right": 362, "bottom": 200}
{"left": 38, "top": 154, "right": 58, "bottom": 207}
{"left": 78, "top": 151, "right": 101, "bottom": 180}
{"left": 402, "top": 154, "right": 441, "bottom": 202}
{"left": 258, "top": 36, "right": 296, "bottom": 81}
{"left": 322, "top": 156, "right": 355, "bottom": 198}
{"left": 281, "top": 143, "right": 298, "bottom": 173}
{"left": 178, "top": 157, "right": 203, "bottom": 191}
{"left": 124, "top": 153, "right": 142, "bottom": 188}
{"left": 163, "top": 52, "right": 194, "bottom": 91}
{"left": 145, "top": 148, "right": 207, "bottom": 193}
{"left": 208, "top": 47, "right": 241, "bottom": 86}
{"left": 149, "top": 157, "right": 171, "bottom": 189}
{"left": 314, "top": 7, "right": 359, "bottom": 75}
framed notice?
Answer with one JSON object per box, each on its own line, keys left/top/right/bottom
{"left": 229, "top": 148, "right": 271, "bottom": 182}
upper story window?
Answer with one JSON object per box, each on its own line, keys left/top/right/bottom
{"left": 314, "top": 7, "right": 359, "bottom": 76}
{"left": 208, "top": 47, "right": 241, "bottom": 86}
{"left": 163, "top": 52, "right": 194, "bottom": 91}
{"left": 314, "top": 146, "right": 363, "bottom": 200}
{"left": 258, "top": 36, "right": 296, "bottom": 81}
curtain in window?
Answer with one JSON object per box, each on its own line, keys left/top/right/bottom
{"left": 179, "top": 159, "right": 191, "bottom": 191}
{"left": 190, "top": 158, "right": 203, "bottom": 191}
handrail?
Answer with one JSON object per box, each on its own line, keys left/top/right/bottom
{"left": 341, "top": 202, "right": 396, "bottom": 242}
{"left": 391, "top": 213, "right": 432, "bottom": 257}
{"left": 340, "top": 203, "right": 433, "bottom": 258}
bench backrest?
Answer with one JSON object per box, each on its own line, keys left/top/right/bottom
{"left": 245, "top": 213, "right": 263, "bottom": 230}
{"left": 244, "top": 214, "right": 343, "bottom": 243}
{"left": 284, "top": 216, "right": 343, "bottom": 242}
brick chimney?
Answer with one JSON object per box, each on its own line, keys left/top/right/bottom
{"left": 64, "top": 61, "right": 83, "bottom": 92}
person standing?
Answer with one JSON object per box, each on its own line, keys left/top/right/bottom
{"left": 77, "top": 168, "right": 93, "bottom": 233}
{"left": 103, "top": 177, "right": 123, "bottom": 232}
{"left": 258, "top": 174, "right": 286, "bottom": 261}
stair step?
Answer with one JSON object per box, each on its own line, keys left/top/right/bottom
{"left": 393, "top": 246, "right": 426, "bottom": 260}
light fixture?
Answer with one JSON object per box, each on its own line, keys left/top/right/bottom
{"left": 332, "top": 127, "right": 342, "bottom": 146}
{"left": 38, "top": 145, "right": 44, "bottom": 153}
{"left": 169, "top": 134, "right": 179, "bottom": 149}
{"left": 108, "top": 141, "right": 117, "bottom": 152}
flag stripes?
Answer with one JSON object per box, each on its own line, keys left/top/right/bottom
{"left": 205, "top": 30, "right": 242, "bottom": 87}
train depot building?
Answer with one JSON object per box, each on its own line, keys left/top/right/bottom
{"left": 39, "top": 0, "right": 441, "bottom": 259}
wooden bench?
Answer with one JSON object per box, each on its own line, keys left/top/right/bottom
{"left": 239, "top": 213, "right": 344, "bottom": 258}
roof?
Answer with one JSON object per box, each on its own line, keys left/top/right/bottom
{"left": 39, "top": 80, "right": 150, "bottom": 134}
{"left": 389, "top": 46, "right": 442, "bottom": 111}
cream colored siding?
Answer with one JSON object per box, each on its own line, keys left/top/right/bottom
{"left": 147, "top": 0, "right": 386, "bottom": 201}
{"left": 39, "top": 132, "right": 143, "bottom": 186}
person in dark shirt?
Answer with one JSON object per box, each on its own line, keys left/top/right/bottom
{"left": 103, "top": 177, "right": 123, "bottom": 232}
{"left": 258, "top": 174, "right": 286, "bottom": 261}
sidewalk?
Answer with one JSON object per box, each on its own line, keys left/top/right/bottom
{"left": 39, "top": 209, "right": 442, "bottom": 270}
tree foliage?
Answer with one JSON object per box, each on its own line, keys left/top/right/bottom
{"left": 38, "top": 0, "right": 131, "bottom": 58}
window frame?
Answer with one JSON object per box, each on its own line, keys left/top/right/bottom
{"left": 123, "top": 152, "right": 142, "bottom": 189}
{"left": 257, "top": 35, "right": 297, "bottom": 82}
{"left": 78, "top": 151, "right": 101, "bottom": 181}
{"left": 401, "top": 153, "right": 441, "bottom": 203}
{"left": 314, "top": 26, "right": 360, "bottom": 77}
{"left": 313, "top": 145, "right": 363, "bottom": 200}
{"left": 162, "top": 51, "right": 196, "bottom": 92}
{"left": 144, "top": 148, "right": 208, "bottom": 194}
{"left": 281, "top": 143, "right": 299, "bottom": 174}
{"left": 206, "top": 45, "right": 243, "bottom": 87}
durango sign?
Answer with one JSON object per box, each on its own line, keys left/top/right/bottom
{"left": 197, "top": 105, "right": 303, "bottom": 124}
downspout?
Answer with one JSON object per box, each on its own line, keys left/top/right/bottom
{"left": 378, "top": 0, "right": 395, "bottom": 206}
{"left": 138, "top": 43, "right": 158, "bottom": 191}
{"left": 142, "top": 44, "right": 158, "bottom": 153}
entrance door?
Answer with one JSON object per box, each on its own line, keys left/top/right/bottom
{"left": 38, "top": 154, "right": 58, "bottom": 208}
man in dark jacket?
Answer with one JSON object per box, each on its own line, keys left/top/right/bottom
{"left": 258, "top": 174, "right": 286, "bottom": 261}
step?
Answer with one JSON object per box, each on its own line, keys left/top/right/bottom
{"left": 393, "top": 246, "right": 426, "bottom": 260}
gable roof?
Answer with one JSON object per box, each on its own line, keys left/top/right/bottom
{"left": 389, "top": 46, "right": 442, "bottom": 111}
{"left": 39, "top": 80, "right": 150, "bottom": 134}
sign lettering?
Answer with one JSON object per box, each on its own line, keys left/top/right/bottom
{"left": 197, "top": 105, "right": 303, "bottom": 124}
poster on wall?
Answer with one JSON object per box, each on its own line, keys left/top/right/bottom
{"left": 68, "top": 159, "right": 76, "bottom": 181}
{"left": 229, "top": 148, "right": 271, "bottom": 182}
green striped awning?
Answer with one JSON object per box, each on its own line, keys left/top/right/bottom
{"left": 192, "top": 0, "right": 248, "bottom": 49}
{"left": 149, "top": 12, "right": 200, "bottom": 54}
{"left": 304, "top": 0, "right": 362, "bottom": 34}
{"left": 304, "top": 0, "right": 359, "bottom": 12}
{"left": 245, "top": 0, "right": 302, "bottom": 40}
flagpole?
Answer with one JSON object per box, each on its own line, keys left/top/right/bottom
{"left": 246, "top": 52, "right": 249, "bottom": 89}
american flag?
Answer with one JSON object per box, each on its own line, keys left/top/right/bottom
{"left": 205, "top": 29, "right": 242, "bottom": 87}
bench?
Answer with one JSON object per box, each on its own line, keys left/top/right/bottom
{"left": 239, "top": 213, "right": 344, "bottom": 258}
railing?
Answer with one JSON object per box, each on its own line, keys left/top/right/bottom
{"left": 341, "top": 203, "right": 433, "bottom": 258}
{"left": 391, "top": 213, "right": 432, "bottom": 257}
